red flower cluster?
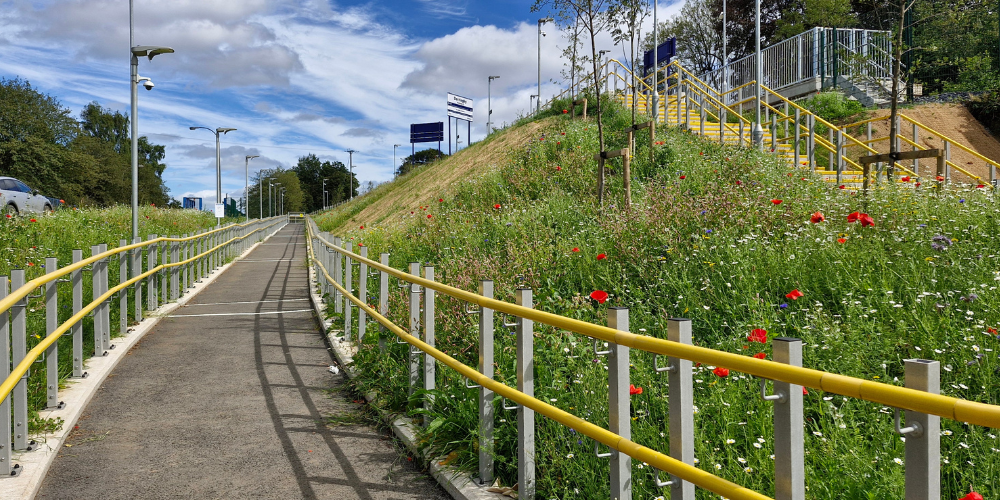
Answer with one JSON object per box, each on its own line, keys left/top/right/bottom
{"left": 786, "top": 289, "right": 803, "bottom": 300}
{"left": 556, "top": 166, "right": 562, "bottom": 171}
{"left": 810, "top": 211, "right": 825, "bottom": 223}
{"left": 596, "top": 253, "right": 607, "bottom": 260}
{"left": 590, "top": 290, "right": 609, "bottom": 304}
{"left": 629, "top": 384, "right": 643, "bottom": 395}
{"left": 753, "top": 352, "right": 767, "bottom": 360}
{"left": 960, "top": 493, "right": 983, "bottom": 500}
{"left": 713, "top": 366, "right": 730, "bottom": 377}
{"left": 847, "top": 211, "right": 875, "bottom": 227}
{"left": 936, "top": 175, "right": 945, "bottom": 182}
{"left": 747, "top": 328, "right": 767, "bottom": 343}
{"left": 901, "top": 176, "right": 911, "bottom": 182}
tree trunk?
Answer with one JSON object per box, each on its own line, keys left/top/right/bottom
{"left": 590, "top": 14, "right": 606, "bottom": 204}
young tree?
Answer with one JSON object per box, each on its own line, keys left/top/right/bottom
{"left": 560, "top": 14, "right": 588, "bottom": 112}
{"left": 610, "top": 0, "right": 651, "bottom": 125}
{"left": 533, "top": 0, "right": 614, "bottom": 203}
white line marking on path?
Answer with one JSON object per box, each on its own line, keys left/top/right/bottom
{"left": 234, "top": 259, "right": 298, "bottom": 262}
{"left": 182, "top": 298, "right": 310, "bottom": 307}
{"left": 169, "top": 309, "right": 314, "bottom": 318}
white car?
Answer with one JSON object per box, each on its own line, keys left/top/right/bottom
{"left": 0, "top": 177, "right": 55, "bottom": 215}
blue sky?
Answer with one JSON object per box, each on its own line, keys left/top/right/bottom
{"left": 0, "top": 0, "right": 680, "bottom": 205}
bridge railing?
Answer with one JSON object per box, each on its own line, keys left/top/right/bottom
{"left": 0, "top": 216, "right": 287, "bottom": 477}
{"left": 306, "top": 216, "right": 1000, "bottom": 500}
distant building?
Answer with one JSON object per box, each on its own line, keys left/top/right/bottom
{"left": 182, "top": 197, "right": 203, "bottom": 210}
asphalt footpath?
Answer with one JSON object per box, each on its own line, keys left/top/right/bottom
{"left": 36, "top": 223, "right": 447, "bottom": 500}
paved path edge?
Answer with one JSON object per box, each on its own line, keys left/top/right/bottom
{"left": 3, "top": 223, "right": 288, "bottom": 500}
{"left": 305, "top": 265, "right": 502, "bottom": 500}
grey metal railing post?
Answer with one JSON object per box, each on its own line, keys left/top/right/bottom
{"left": 408, "top": 262, "right": 421, "bottom": 395}
{"left": 478, "top": 279, "right": 495, "bottom": 485}
{"left": 836, "top": 130, "right": 844, "bottom": 184}
{"left": 71, "top": 250, "right": 84, "bottom": 378}
{"left": 668, "top": 318, "right": 695, "bottom": 499}
{"left": 516, "top": 288, "right": 535, "bottom": 500}
{"left": 91, "top": 246, "right": 104, "bottom": 355}
{"left": 147, "top": 236, "right": 158, "bottom": 311}
{"left": 422, "top": 265, "right": 435, "bottom": 426}
{"left": 344, "top": 242, "right": 353, "bottom": 339}
{"left": 341, "top": 241, "right": 351, "bottom": 316}
{"left": 197, "top": 231, "right": 204, "bottom": 281}
{"left": 133, "top": 238, "right": 142, "bottom": 322}
{"left": 793, "top": 108, "right": 801, "bottom": 167}
{"left": 119, "top": 239, "right": 128, "bottom": 335}
{"left": 170, "top": 236, "right": 179, "bottom": 300}
{"left": 944, "top": 141, "right": 951, "bottom": 182}
{"left": 771, "top": 338, "right": 804, "bottom": 500}
{"left": 771, "top": 113, "right": 777, "bottom": 151}
{"left": 358, "top": 247, "right": 368, "bottom": 341}
{"left": 379, "top": 253, "right": 389, "bottom": 349}
{"left": 99, "top": 244, "right": 110, "bottom": 350}
{"left": 991, "top": 163, "right": 997, "bottom": 186}
{"left": 160, "top": 239, "right": 167, "bottom": 305}
{"left": 11, "top": 270, "right": 32, "bottom": 451}
{"left": 903, "top": 359, "right": 940, "bottom": 500}
{"left": 45, "top": 257, "right": 60, "bottom": 409}
{"left": 333, "top": 236, "right": 342, "bottom": 313}
{"left": 608, "top": 307, "right": 631, "bottom": 500}
{"left": 181, "top": 234, "right": 189, "bottom": 292}
{"left": 912, "top": 123, "right": 920, "bottom": 175}
{"left": 0, "top": 276, "right": 16, "bottom": 476}
{"left": 807, "top": 115, "right": 816, "bottom": 170}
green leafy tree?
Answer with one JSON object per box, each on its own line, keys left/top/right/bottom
{"left": 292, "top": 153, "right": 354, "bottom": 212}
{"left": 397, "top": 149, "right": 445, "bottom": 176}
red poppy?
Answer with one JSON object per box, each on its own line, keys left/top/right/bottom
{"left": 540, "top": 137, "right": 545, "bottom": 141}
{"left": 859, "top": 214, "right": 875, "bottom": 227}
{"left": 29, "top": 218, "right": 36, "bottom": 223}
{"left": 556, "top": 141, "right": 561, "bottom": 145}
{"left": 27, "top": 262, "right": 34, "bottom": 267}
{"left": 978, "top": 184, "right": 986, "bottom": 188}
{"left": 838, "top": 185, "right": 845, "bottom": 189}
{"left": 596, "top": 253, "right": 607, "bottom": 260}
{"left": 438, "top": 198, "right": 444, "bottom": 202}
{"left": 837, "top": 238, "right": 847, "bottom": 244}
{"left": 915, "top": 182, "right": 921, "bottom": 187}
{"left": 987, "top": 327, "right": 998, "bottom": 335}
{"left": 699, "top": 152, "right": 704, "bottom": 156}
{"left": 713, "top": 366, "right": 730, "bottom": 377}
{"left": 59, "top": 199, "right": 64, "bottom": 203}
{"left": 901, "top": 176, "right": 911, "bottom": 182}
{"left": 960, "top": 493, "right": 983, "bottom": 500}
{"left": 494, "top": 204, "right": 501, "bottom": 209}
{"left": 735, "top": 180, "right": 742, "bottom": 185}
{"left": 810, "top": 211, "right": 825, "bottom": 223}
{"left": 786, "top": 289, "right": 804, "bottom": 300}
{"left": 747, "top": 328, "right": 768, "bottom": 343}
{"left": 560, "top": 132, "right": 565, "bottom": 135}
{"left": 572, "top": 247, "right": 580, "bottom": 252}
{"left": 590, "top": 290, "right": 609, "bottom": 304}
{"left": 771, "top": 199, "right": 782, "bottom": 205}
{"left": 562, "top": 109, "right": 568, "bottom": 114}
{"left": 802, "top": 387, "right": 809, "bottom": 395}
{"left": 753, "top": 352, "right": 767, "bottom": 360}
{"left": 679, "top": 175, "right": 686, "bottom": 179}
{"left": 427, "top": 214, "right": 432, "bottom": 219}
{"left": 5, "top": 214, "right": 10, "bottom": 219}
{"left": 936, "top": 175, "right": 945, "bottom": 182}
{"left": 629, "top": 384, "right": 643, "bottom": 395}
{"left": 847, "top": 212, "right": 861, "bottom": 223}
{"left": 556, "top": 166, "right": 562, "bottom": 171}
{"left": 360, "top": 225, "right": 365, "bottom": 229}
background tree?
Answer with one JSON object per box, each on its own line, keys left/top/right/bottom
{"left": 397, "top": 149, "right": 445, "bottom": 176}
{"left": 292, "top": 153, "right": 353, "bottom": 212}
{"left": 644, "top": 0, "right": 723, "bottom": 74}
{"left": 610, "top": 0, "right": 651, "bottom": 124}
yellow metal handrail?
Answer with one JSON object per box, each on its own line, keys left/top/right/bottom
{"left": 309, "top": 227, "right": 1000, "bottom": 430}
{"left": 0, "top": 218, "right": 284, "bottom": 405}
{"left": 304, "top": 221, "right": 771, "bottom": 500}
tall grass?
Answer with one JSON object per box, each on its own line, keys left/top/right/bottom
{"left": 319, "top": 101, "right": 999, "bottom": 499}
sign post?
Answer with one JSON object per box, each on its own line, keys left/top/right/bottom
{"left": 409, "top": 122, "right": 445, "bottom": 157}
{"left": 447, "top": 93, "right": 474, "bottom": 154}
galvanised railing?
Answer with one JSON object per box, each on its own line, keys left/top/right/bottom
{"left": 0, "top": 216, "right": 287, "bottom": 477}
{"left": 306, "top": 217, "right": 1000, "bottom": 500}
{"left": 699, "top": 27, "right": 893, "bottom": 105}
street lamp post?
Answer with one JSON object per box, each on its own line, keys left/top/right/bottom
{"left": 752, "top": 0, "right": 764, "bottom": 149}
{"left": 245, "top": 155, "right": 258, "bottom": 222}
{"left": 128, "top": 1, "right": 174, "bottom": 242}
{"left": 190, "top": 126, "right": 237, "bottom": 225}
{"left": 345, "top": 149, "right": 357, "bottom": 201}
{"left": 488, "top": 75, "right": 500, "bottom": 135}
{"left": 322, "top": 178, "right": 328, "bottom": 210}
{"left": 537, "top": 18, "right": 552, "bottom": 115}
{"left": 258, "top": 172, "right": 263, "bottom": 220}
{"left": 652, "top": 2, "right": 659, "bottom": 121}
{"left": 269, "top": 180, "right": 280, "bottom": 218}
{"left": 393, "top": 144, "right": 402, "bottom": 178}
{"left": 598, "top": 50, "right": 611, "bottom": 93}
{"left": 280, "top": 188, "right": 285, "bottom": 216}
{"left": 530, "top": 94, "right": 537, "bottom": 114}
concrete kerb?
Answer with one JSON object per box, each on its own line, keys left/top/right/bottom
{"left": 305, "top": 264, "right": 502, "bottom": 500}
{"left": 2, "top": 222, "right": 288, "bottom": 500}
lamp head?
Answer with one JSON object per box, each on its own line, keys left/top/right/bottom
{"left": 217, "top": 127, "right": 237, "bottom": 134}
{"left": 247, "top": 155, "right": 259, "bottom": 160}
{"left": 131, "top": 45, "right": 175, "bottom": 61}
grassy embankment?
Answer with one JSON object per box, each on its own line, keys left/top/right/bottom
{"left": 1, "top": 206, "right": 235, "bottom": 431}
{"left": 317, "top": 98, "right": 999, "bottom": 499}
